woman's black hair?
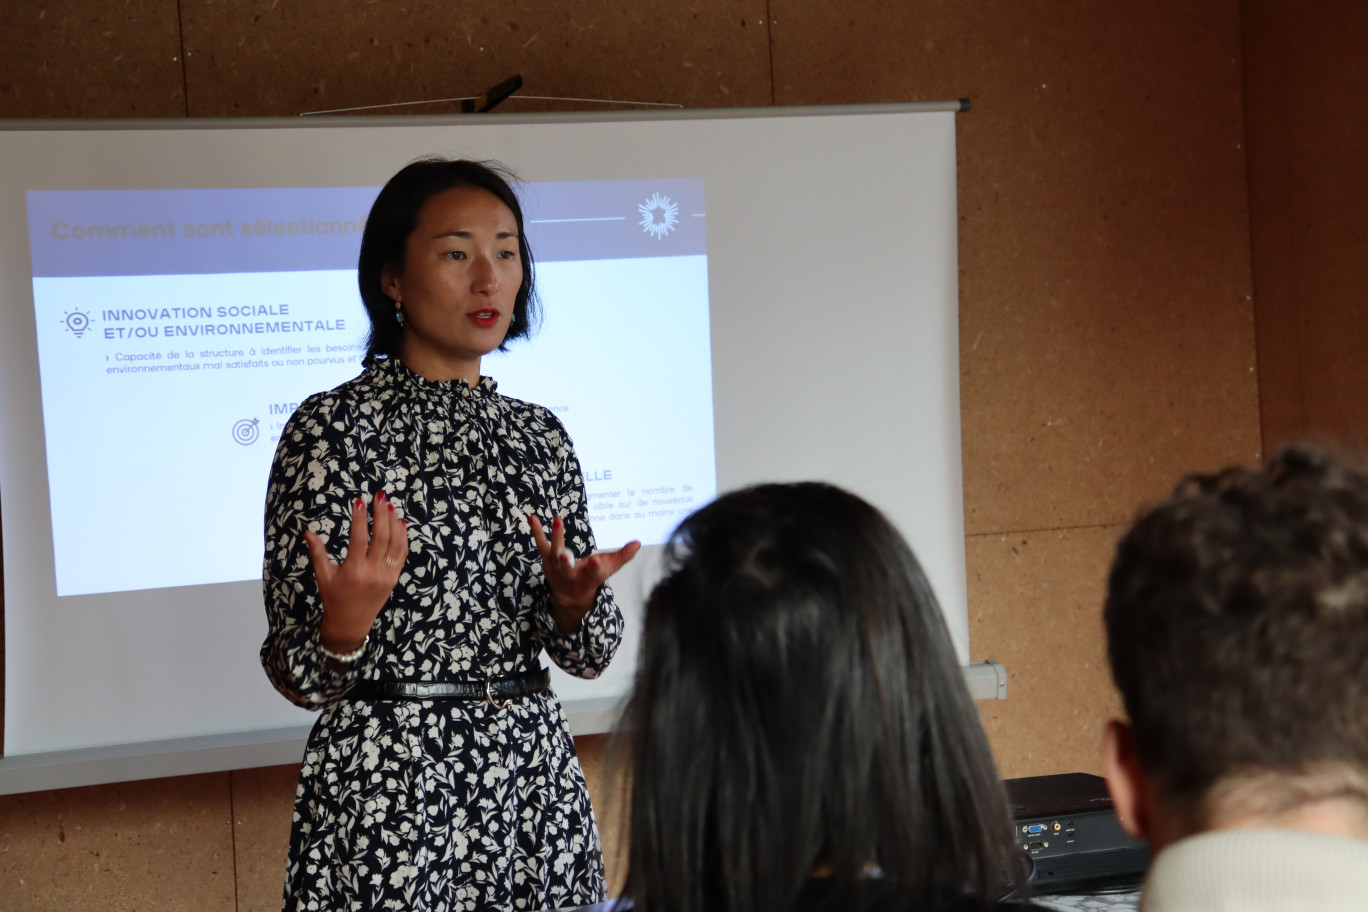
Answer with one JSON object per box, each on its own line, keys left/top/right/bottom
{"left": 357, "top": 157, "right": 539, "bottom": 361}
{"left": 615, "top": 483, "right": 1024, "bottom": 912}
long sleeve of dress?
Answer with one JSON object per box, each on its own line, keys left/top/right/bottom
{"left": 529, "top": 416, "right": 623, "bottom": 679}
{"left": 260, "top": 391, "right": 370, "bottom": 709}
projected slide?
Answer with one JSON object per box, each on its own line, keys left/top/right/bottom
{"left": 27, "top": 179, "right": 715, "bottom": 597}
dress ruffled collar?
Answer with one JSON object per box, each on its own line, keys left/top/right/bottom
{"left": 364, "top": 355, "right": 498, "bottom": 401}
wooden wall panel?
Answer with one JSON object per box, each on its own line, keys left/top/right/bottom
{"left": 968, "top": 525, "right": 1125, "bottom": 779}
{"left": 1244, "top": 0, "right": 1368, "bottom": 452}
{"left": 0, "top": 0, "right": 185, "bottom": 118}
{"left": 770, "top": 0, "right": 1260, "bottom": 777}
{"left": 229, "top": 764, "right": 298, "bottom": 912}
{"left": 179, "top": 0, "right": 771, "bottom": 117}
{"left": 0, "top": 773, "right": 236, "bottom": 911}
{"left": 1284, "top": 4, "right": 1368, "bottom": 448}
{"left": 1241, "top": 0, "right": 1304, "bottom": 452}
{"left": 771, "top": 0, "right": 1261, "bottom": 535}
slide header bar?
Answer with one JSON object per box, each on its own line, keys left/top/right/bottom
{"left": 27, "top": 177, "right": 705, "bottom": 278}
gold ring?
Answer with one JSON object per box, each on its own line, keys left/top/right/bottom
{"left": 384, "top": 556, "right": 396, "bottom": 568}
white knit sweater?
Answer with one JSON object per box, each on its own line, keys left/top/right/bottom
{"left": 1140, "top": 828, "right": 1368, "bottom": 912}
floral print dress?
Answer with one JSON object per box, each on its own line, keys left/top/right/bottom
{"left": 261, "top": 356, "right": 622, "bottom": 912}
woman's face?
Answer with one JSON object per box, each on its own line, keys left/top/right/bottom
{"left": 382, "top": 185, "right": 522, "bottom": 382}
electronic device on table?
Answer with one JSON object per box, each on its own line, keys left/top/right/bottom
{"left": 1006, "top": 773, "right": 1148, "bottom": 894}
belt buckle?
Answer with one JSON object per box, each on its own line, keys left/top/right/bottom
{"left": 486, "top": 674, "right": 509, "bottom": 709}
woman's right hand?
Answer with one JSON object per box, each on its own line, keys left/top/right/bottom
{"left": 304, "top": 491, "right": 409, "bottom": 654}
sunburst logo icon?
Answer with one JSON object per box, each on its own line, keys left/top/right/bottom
{"left": 638, "top": 192, "right": 679, "bottom": 240}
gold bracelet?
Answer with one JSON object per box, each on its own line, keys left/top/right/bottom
{"left": 319, "top": 633, "right": 369, "bottom": 664}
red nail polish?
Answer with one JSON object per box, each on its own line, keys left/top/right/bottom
{"left": 354, "top": 497, "right": 364, "bottom": 509}
{"left": 376, "top": 490, "right": 386, "bottom": 502}
{"left": 388, "top": 502, "right": 395, "bottom": 512}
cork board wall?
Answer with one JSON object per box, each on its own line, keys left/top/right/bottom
{"left": 1242, "top": 0, "right": 1368, "bottom": 453}
{"left": 0, "top": 2, "right": 1279, "bottom": 909}
{"left": 767, "top": 0, "right": 1260, "bottom": 776}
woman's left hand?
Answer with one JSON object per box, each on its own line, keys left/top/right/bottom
{"left": 529, "top": 514, "right": 640, "bottom": 633}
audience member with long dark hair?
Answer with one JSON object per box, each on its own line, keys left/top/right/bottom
{"left": 611, "top": 482, "right": 1040, "bottom": 912}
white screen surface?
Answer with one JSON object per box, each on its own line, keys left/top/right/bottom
{"left": 0, "top": 106, "right": 965, "bottom": 782}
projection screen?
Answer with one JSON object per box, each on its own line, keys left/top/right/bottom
{"left": 0, "top": 103, "right": 969, "bottom": 793}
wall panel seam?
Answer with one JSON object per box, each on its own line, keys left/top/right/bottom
{"left": 965, "top": 522, "right": 1129, "bottom": 540}
{"left": 176, "top": 0, "right": 191, "bottom": 117}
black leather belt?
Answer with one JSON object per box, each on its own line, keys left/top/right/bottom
{"left": 351, "top": 667, "right": 550, "bottom": 708}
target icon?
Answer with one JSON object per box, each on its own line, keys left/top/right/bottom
{"left": 232, "top": 418, "right": 260, "bottom": 446}
{"left": 63, "top": 310, "right": 91, "bottom": 338}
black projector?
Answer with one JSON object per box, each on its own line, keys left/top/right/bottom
{"left": 1005, "top": 773, "right": 1148, "bottom": 894}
